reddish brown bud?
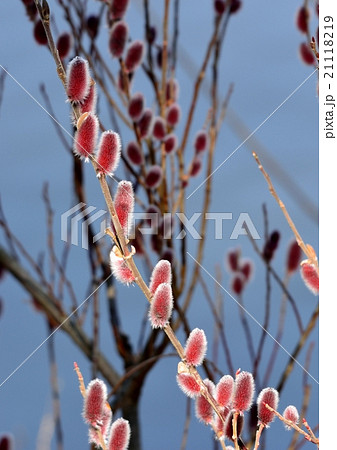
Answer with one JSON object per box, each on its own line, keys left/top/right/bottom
{"left": 109, "top": 21, "right": 129, "bottom": 58}
{"left": 126, "top": 141, "right": 144, "bottom": 165}
{"left": 240, "top": 259, "right": 253, "bottom": 282}
{"left": 176, "top": 373, "right": 201, "bottom": 398}
{"left": 138, "top": 108, "right": 153, "bottom": 138}
{"left": 296, "top": 7, "right": 309, "bottom": 34}
{"left": 286, "top": 240, "right": 302, "bottom": 275}
{"left": 149, "top": 283, "right": 173, "bottom": 328}
{"left": 227, "top": 248, "right": 240, "bottom": 272}
{"left": 0, "top": 435, "right": 14, "bottom": 450}
{"left": 86, "top": 15, "right": 99, "bottom": 40}
{"left": 163, "top": 133, "right": 178, "bottom": 154}
{"left": 125, "top": 40, "right": 145, "bottom": 73}
{"left": 231, "top": 274, "right": 245, "bottom": 296}
{"left": 283, "top": 405, "right": 299, "bottom": 430}
{"left": 216, "top": 375, "right": 234, "bottom": 407}
{"left": 257, "top": 388, "right": 279, "bottom": 425}
{"left": 149, "top": 260, "right": 172, "bottom": 295}
{"left": 195, "top": 379, "right": 215, "bottom": 424}
{"left": 145, "top": 165, "right": 163, "bottom": 189}
{"left": 194, "top": 130, "right": 208, "bottom": 154}
{"left": 166, "top": 103, "right": 181, "bottom": 127}
{"left": 80, "top": 83, "right": 97, "bottom": 114}
{"left": 300, "top": 261, "right": 319, "bottom": 295}
{"left": 57, "top": 32, "right": 72, "bottom": 59}
{"left": 114, "top": 181, "right": 134, "bottom": 237}
{"left": 108, "top": 418, "right": 131, "bottom": 450}
{"left": 190, "top": 156, "right": 202, "bottom": 177}
{"left": 73, "top": 113, "right": 99, "bottom": 160}
{"left": 128, "top": 92, "right": 145, "bottom": 122}
{"left": 299, "top": 42, "right": 315, "bottom": 65}
{"left": 228, "top": 0, "right": 242, "bottom": 14}
{"left": 96, "top": 131, "right": 121, "bottom": 177}
{"left": 110, "top": 248, "right": 135, "bottom": 285}
{"left": 152, "top": 117, "right": 166, "bottom": 141}
{"left": 110, "top": 0, "right": 130, "bottom": 20}
{"left": 161, "top": 248, "right": 174, "bottom": 265}
{"left": 263, "top": 230, "right": 280, "bottom": 262}
{"left": 66, "top": 57, "right": 91, "bottom": 102}
{"left": 233, "top": 371, "right": 255, "bottom": 412}
{"left": 83, "top": 379, "right": 107, "bottom": 425}
{"left": 33, "top": 20, "right": 48, "bottom": 45}
{"left": 184, "top": 328, "right": 207, "bottom": 367}
{"left": 214, "top": 0, "right": 226, "bottom": 14}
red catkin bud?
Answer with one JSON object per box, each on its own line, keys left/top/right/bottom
{"left": 145, "top": 165, "right": 163, "bottom": 189}
{"left": 126, "top": 141, "right": 144, "bottom": 165}
{"left": 73, "top": 112, "right": 99, "bottom": 160}
{"left": 233, "top": 371, "right": 255, "bottom": 412}
{"left": 0, "top": 435, "right": 14, "bottom": 450}
{"left": 33, "top": 20, "right": 48, "bottom": 45}
{"left": 240, "top": 259, "right": 253, "bottom": 282}
{"left": 128, "top": 92, "right": 145, "bottom": 122}
{"left": 86, "top": 15, "right": 99, "bottom": 40}
{"left": 66, "top": 56, "right": 91, "bottom": 102}
{"left": 229, "top": 0, "right": 242, "bottom": 14}
{"left": 83, "top": 379, "right": 107, "bottom": 425}
{"left": 299, "top": 42, "right": 315, "bottom": 65}
{"left": 148, "top": 282, "right": 173, "bottom": 328}
{"left": 227, "top": 248, "right": 240, "bottom": 272}
{"left": 96, "top": 131, "right": 121, "bottom": 177}
{"left": 125, "top": 40, "right": 145, "bottom": 73}
{"left": 176, "top": 373, "right": 201, "bottom": 398}
{"left": 152, "top": 116, "right": 166, "bottom": 140}
{"left": 286, "top": 240, "right": 302, "bottom": 275}
{"left": 80, "top": 83, "right": 97, "bottom": 115}
{"left": 110, "top": 0, "right": 130, "bottom": 20}
{"left": 56, "top": 32, "right": 72, "bottom": 59}
{"left": 194, "top": 130, "right": 208, "bottom": 153}
{"left": 114, "top": 181, "right": 134, "bottom": 237}
{"left": 146, "top": 26, "right": 157, "bottom": 44}
{"left": 109, "top": 21, "right": 129, "bottom": 58}
{"left": 257, "top": 387, "right": 279, "bottom": 425}
{"left": 216, "top": 375, "right": 234, "bottom": 408}
{"left": 283, "top": 405, "right": 299, "bottom": 430}
{"left": 138, "top": 108, "right": 153, "bottom": 138}
{"left": 195, "top": 379, "right": 215, "bottom": 424}
{"left": 231, "top": 274, "right": 245, "bottom": 296}
{"left": 163, "top": 133, "right": 178, "bottom": 154}
{"left": 149, "top": 260, "right": 172, "bottom": 295}
{"left": 190, "top": 156, "right": 202, "bottom": 177}
{"left": 162, "top": 247, "right": 174, "bottom": 265}
{"left": 296, "top": 7, "right": 309, "bottom": 34}
{"left": 184, "top": 328, "right": 207, "bottom": 367}
{"left": 224, "top": 410, "right": 244, "bottom": 441}
{"left": 108, "top": 418, "right": 131, "bottom": 450}
{"left": 110, "top": 248, "right": 135, "bottom": 285}
{"left": 214, "top": 0, "right": 226, "bottom": 15}
{"left": 300, "top": 261, "right": 319, "bottom": 295}
{"left": 89, "top": 403, "right": 112, "bottom": 445}
{"left": 166, "top": 103, "right": 181, "bottom": 127}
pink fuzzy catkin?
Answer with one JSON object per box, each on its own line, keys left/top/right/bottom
{"left": 215, "top": 375, "right": 234, "bottom": 408}
{"left": 145, "top": 165, "right": 163, "bottom": 189}
{"left": 89, "top": 403, "right": 112, "bottom": 446}
{"left": 300, "top": 262, "right": 319, "bottom": 295}
{"left": 110, "top": 0, "right": 130, "bottom": 20}
{"left": 149, "top": 260, "right": 172, "bottom": 295}
{"left": 176, "top": 373, "right": 201, "bottom": 398}
{"left": 138, "top": 108, "right": 153, "bottom": 138}
{"left": 114, "top": 181, "right": 134, "bottom": 237}
{"left": 195, "top": 379, "right": 215, "bottom": 424}
{"left": 163, "top": 133, "right": 178, "bottom": 154}
{"left": 80, "top": 83, "right": 97, "bottom": 114}
{"left": 184, "top": 328, "right": 207, "bottom": 367}
{"left": 166, "top": 103, "right": 181, "bottom": 127}
{"left": 66, "top": 56, "right": 91, "bottom": 102}
{"left": 194, "top": 130, "right": 208, "bottom": 153}
{"left": 128, "top": 92, "right": 145, "bottom": 122}
{"left": 126, "top": 141, "right": 144, "bottom": 166}
{"left": 283, "top": 405, "right": 299, "bottom": 430}
{"left": 110, "top": 249, "right": 135, "bottom": 285}
{"left": 124, "top": 40, "right": 145, "bottom": 73}
{"left": 232, "top": 371, "right": 255, "bottom": 412}
{"left": 149, "top": 283, "right": 173, "bottom": 328}
{"left": 73, "top": 113, "right": 98, "bottom": 160}
{"left": 152, "top": 116, "right": 166, "bottom": 140}
{"left": 190, "top": 156, "right": 202, "bottom": 177}
{"left": 109, "top": 21, "right": 128, "bottom": 58}
{"left": 257, "top": 387, "right": 279, "bottom": 425}
{"left": 96, "top": 131, "right": 121, "bottom": 177}
{"left": 57, "top": 32, "right": 72, "bottom": 59}
{"left": 107, "top": 418, "right": 131, "bottom": 450}
{"left": 286, "top": 240, "right": 302, "bottom": 275}
{"left": 83, "top": 379, "right": 107, "bottom": 425}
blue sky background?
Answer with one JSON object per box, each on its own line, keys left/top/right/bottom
{"left": 0, "top": 1, "right": 319, "bottom": 449}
